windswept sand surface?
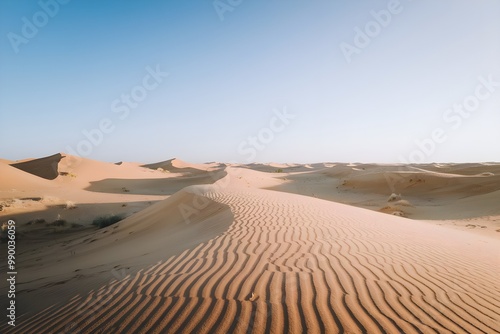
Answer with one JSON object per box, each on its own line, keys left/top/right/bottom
{"left": 1, "top": 155, "right": 499, "bottom": 333}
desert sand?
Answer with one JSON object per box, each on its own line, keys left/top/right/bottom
{"left": 0, "top": 154, "right": 499, "bottom": 333}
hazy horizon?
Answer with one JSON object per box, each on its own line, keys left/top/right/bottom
{"left": 1, "top": 0, "right": 499, "bottom": 164}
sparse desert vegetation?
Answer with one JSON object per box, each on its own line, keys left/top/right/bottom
{"left": 387, "top": 193, "right": 401, "bottom": 202}
{"left": 48, "top": 219, "right": 67, "bottom": 227}
{"left": 59, "top": 171, "right": 77, "bottom": 178}
{"left": 92, "top": 214, "right": 124, "bottom": 229}
{"left": 156, "top": 167, "right": 169, "bottom": 173}
{"left": 65, "top": 200, "right": 77, "bottom": 209}
{"left": 25, "top": 218, "right": 47, "bottom": 226}
{"left": 41, "top": 195, "right": 61, "bottom": 204}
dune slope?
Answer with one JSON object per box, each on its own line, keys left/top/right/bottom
{"left": 3, "top": 185, "right": 499, "bottom": 334}
{"left": 9, "top": 153, "right": 63, "bottom": 180}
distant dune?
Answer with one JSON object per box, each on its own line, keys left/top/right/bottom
{"left": 0, "top": 155, "right": 499, "bottom": 333}
{"left": 0, "top": 160, "right": 58, "bottom": 193}
{"left": 142, "top": 158, "right": 222, "bottom": 174}
{"left": 9, "top": 153, "right": 63, "bottom": 180}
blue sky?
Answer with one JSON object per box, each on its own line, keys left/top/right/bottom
{"left": 1, "top": 0, "right": 499, "bottom": 163}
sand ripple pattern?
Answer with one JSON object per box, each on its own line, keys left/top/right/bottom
{"left": 4, "top": 187, "right": 500, "bottom": 333}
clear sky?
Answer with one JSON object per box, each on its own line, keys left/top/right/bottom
{"left": 1, "top": 0, "right": 499, "bottom": 164}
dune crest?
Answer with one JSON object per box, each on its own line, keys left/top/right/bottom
{"left": 142, "top": 158, "right": 221, "bottom": 174}
{"left": 9, "top": 153, "right": 63, "bottom": 180}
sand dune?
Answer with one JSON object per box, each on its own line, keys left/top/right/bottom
{"left": 0, "top": 156, "right": 150, "bottom": 228}
{"left": 1, "top": 157, "right": 499, "bottom": 333}
{"left": 9, "top": 153, "right": 63, "bottom": 180}
{"left": 2, "top": 181, "right": 499, "bottom": 333}
{"left": 85, "top": 170, "right": 226, "bottom": 195}
{"left": 57, "top": 154, "right": 170, "bottom": 188}
{"left": 268, "top": 163, "right": 500, "bottom": 221}
{"left": 243, "top": 163, "right": 312, "bottom": 173}
{"left": 0, "top": 154, "right": 225, "bottom": 233}
{"left": 142, "top": 158, "right": 222, "bottom": 174}
{"left": 0, "top": 161, "right": 58, "bottom": 193}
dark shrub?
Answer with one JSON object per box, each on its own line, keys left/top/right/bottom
{"left": 48, "top": 219, "right": 66, "bottom": 226}
{"left": 26, "top": 218, "right": 46, "bottom": 226}
{"left": 92, "top": 215, "right": 124, "bottom": 229}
